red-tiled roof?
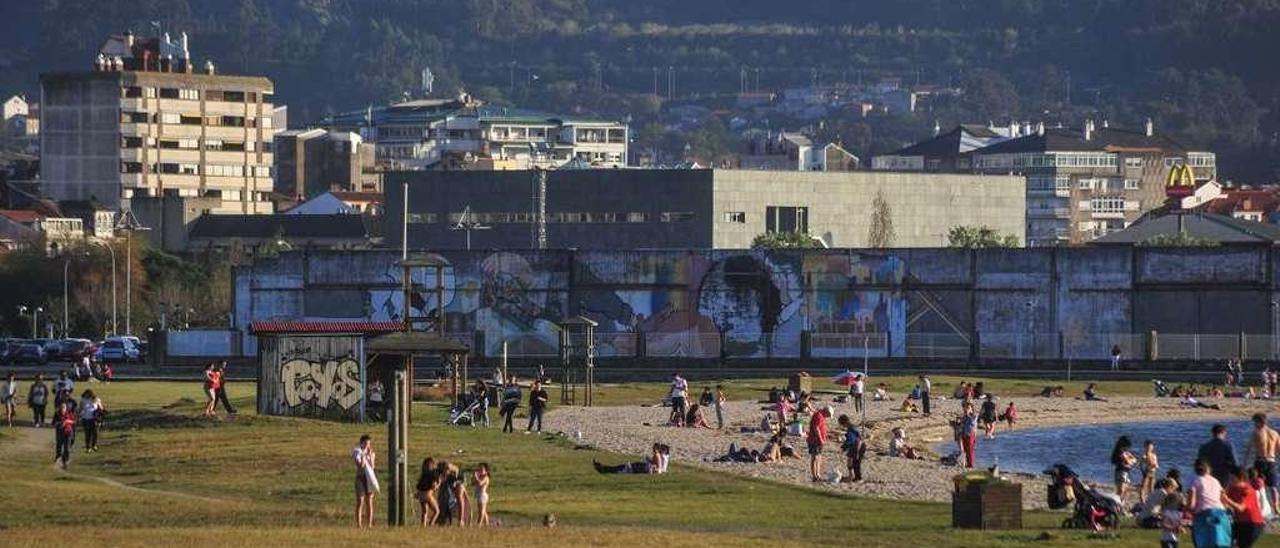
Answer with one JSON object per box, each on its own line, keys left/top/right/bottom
{"left": 250, "top": 320, "right": 403, "bottom": 335}
{"left": 0, "top": 209, "right": 43, "bottom": 224}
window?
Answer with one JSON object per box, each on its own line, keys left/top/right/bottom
{"left": 120, "top": 161, "right": 143, "bottom": 173}
{"left": 723, "top": 211, "right": 746, "bottom": 223}
{"left": 1125, "top": 157, "right": 1143, "bottom": 168}
{"left": 1078, "top": 178, "right": 1095, "bottom": 190}
{"left": 223, "top": 91, "right": 246, "bottom": 102}
{"left": 660, "top": 212, "right": 695, "bottom": 223}
{"left": 765, "top": 206, "right": 809, "bottom": 234}
{"left": 178, "top": 89, "right": 199, "bottom": 100}
{"left": 253, "top": 166, "right": 271, "bottom": 177}
{"left": 1124, "top": 179, "right": 1139, "bottom": 190}
{"left": 1164, "top": 157, "right": 1185, "bottom": 168}
{"left": 626, "top": 212, "right": 650, "bottom": 223}
{"left": 406, "top": 213, "right": 437, "bottom": 224}
{"left": 159, "top": 88, "right": 179, "bottom": 99}
{"left": 1090, "top": 197, "right": 1125, "bottom": 213}
{"left": 157, "top": 112, "right": 179, "bottom": 124}
{"left": 1055, "top": 176, "right": 1070, "bottom": 190}
{"left": 122, "top": 136, "right": 143, "bottom": 148}
{"left": 204, "top": 90, "right": 225, "bottom": 101}
{"left": 206, "top": 164, "right": 245, "bottom": 177}
{"left": 204, "top": 139, "right": 223, "bottom": 151}
{"left": 123, "top": 87, "right": 143, "bottom": 98}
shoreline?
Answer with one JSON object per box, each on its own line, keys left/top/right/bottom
{"left": 549, "top": 393, "right": 1277, "bottom": 509}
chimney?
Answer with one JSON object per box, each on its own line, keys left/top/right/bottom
{"left": 1145, "top": 118, "right": 1154, "bottom": 137}
{"left": 933, "top": 120, "right": 941, "bottom": 136}
{"left": 181, "top": 32, "right": 190, "bottom": 59}
{"left": 204, "top": 60, "right": 215, "bottom": 75}
{"left": 124, "top": 31, "right": 134, "bottom": 49}
{"left": 95, "top": 53, "right": 107, "bottom": 72}
{"left": 1102, "top": 119, "right": 1109, "bottom": 128}
{"left": 1036, "top": 122, "right": 1045, "bottom": 136}
{"left": 1083, "top": 119, "right": 1093, "bottom": 141}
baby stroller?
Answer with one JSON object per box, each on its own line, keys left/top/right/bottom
{"left": 448, "top": 394, "right": 483, "bottom": 426}
{"left": 1152, "top": 379, "right": 1170, "bottom": 397}
{"left": 1044, "top": 464, "right": 1124, "bottom": 530}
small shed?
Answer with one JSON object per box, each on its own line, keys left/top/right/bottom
{"left": 250, "top": 320, "right": 402, "bottom": 421}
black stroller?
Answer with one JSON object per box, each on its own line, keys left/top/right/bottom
{"left": 448, "top": 393, "right": 484, "bottom": 426}
{"left": 1044, "top": 464, "right": 1124, "bottom": 530}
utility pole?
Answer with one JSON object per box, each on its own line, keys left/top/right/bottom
{"left": 401, "top": 182, "right": 409, "bottom": 261}
{"left": 115, "top": 209, "right": 149, "bottom": 335}
{"left": 667, "top": 66, "right": 674, "bottom": 100}
{"left": 536, "top": 169, "right": 547, "bottom": 249}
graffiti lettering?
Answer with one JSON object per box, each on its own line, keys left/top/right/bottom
{"left": 280, "top": 358, "right": 362, "bottom": 410}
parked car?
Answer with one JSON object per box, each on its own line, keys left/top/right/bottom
{"left": 96, "top": 338, "right": 140, "bottom": 364}
{"left": 55, "top": 338, "right": 94, "bottom": 361}
{"left": 8, "top": 343, "right": 48, "bottom": 365}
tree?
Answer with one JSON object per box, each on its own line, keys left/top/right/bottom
{"left": 868, "top": 190, "right": 895, "bottom": 248}
{"left": 947, "top": 225, "right": 1020, "bottom": 248}
{"left": 751, "top": 231, "right": 822, "bottom": 249}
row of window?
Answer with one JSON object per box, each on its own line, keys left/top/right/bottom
{"left": 405, "top": 211, "right": 694, "bottom": 225}
{"left": 123, "top": 87, "right": 266, "bottom": 103}
{"left": 975, "top": 152, "right": 1120, "bottom": 170}
{"left": 121, "top": 136, "right": 268, "bottom": 152}
{"left": 120, "top": 162, "right": 271, "bottom": 177}
{"left": 1028, "top": 175, "right": 1138, "bottom": 191}
{"left": 122, "top": 112, "right": 271, "bottom": 129}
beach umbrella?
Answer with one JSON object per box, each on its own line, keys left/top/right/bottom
{"left": 832, "top": 370, "right": 859, "bottom": 386}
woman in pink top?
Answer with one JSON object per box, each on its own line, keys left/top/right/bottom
{"left": 1186, "top": 458, "right": 1231, "bottom": 548}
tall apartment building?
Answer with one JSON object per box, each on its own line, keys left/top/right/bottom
{"left": 872, "top": 121, "right": 1216, "bottom": 246}
{"left": 40, "top": 31, "right": 276, "bottom": 214}
{"left": 325, "top": 95, "right": 628, "bottom": 170}
{"left": 274, "top": 129, "right": 379, "bottom": 200}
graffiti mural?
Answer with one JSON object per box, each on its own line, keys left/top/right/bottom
{"left": 280, "top": 356, "right": 362, "bottom": 410}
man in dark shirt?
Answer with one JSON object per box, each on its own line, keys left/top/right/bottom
{"left": 526, "top": 381, "right": 548, "bottom": 433}
{"left": 499, "top": 376, "right": 522, "bottom": 433}
{"left": 1197, "top": 423, "right": 1238, "bottom": 485}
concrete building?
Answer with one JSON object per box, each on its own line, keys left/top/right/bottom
{"left": 740, "top": 132, "right": 859, "bottom": 171}
{"left": 387, "top": 169, "right": 1025, "bottom": 250}
{"left": 274, "top": 129, "right": 379, "bottom": 199}
{"left": 39, "top": 31, "right": 277, "bottom": 214}
{"left": 187, "top": 213, "right": 370, "bottom": 255}
{"left": 324, "top": 96, "right": 627, "bottom": 170}
{"left": 871, "top": 123, "right": 1019, "bottom": 172}
{"left": 0, "top": 208, "right": 85, "bottom": 252}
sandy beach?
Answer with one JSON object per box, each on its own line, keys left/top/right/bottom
{"left": 550, "top": 390, "right": 1279, "bottom": 509}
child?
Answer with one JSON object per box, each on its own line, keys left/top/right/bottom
{"left": 1158, "top": 491, "right": 1184, "bottom": 548}
{"left": 472, "top": 463, "right": 491, "bottom": 526}
{"left": 837, "top": 415, "right": 865, "bottom": 482}
{"left": 999, "top": 401, "right": 1018, "bottom": 430}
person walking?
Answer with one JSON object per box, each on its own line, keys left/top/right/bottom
{"left": 837, "top": 414, "right": 865, "bottom": 482}
{"left": 1244, "top": 412, "right": 1280, "bottom": 514}
{"left": 1110, "top": 344, "right": 1122, "bottom": 371}
{"left": 1198, "top": 424, "right": 1238, "bottom": 486}
{"left": 1187, "top": 458, "right": 1231, "bottom": 548}
{"left": 714, "top": 384, "right": 727, "bottom": 430}
{"left": 499, "top": 376, "right": 521, "bottom": 433}
{"left": 202, "top": 363, "right": 219, "bottom": 419}
{"left": 919, "top": 374, "right": 932, "bottom": 416}
{"left": 214, "top": 361, "right": 236, "bottom": 415}
{"left": 668, "top": 373, "right": 688, "bottom": 427}
{"left": 851, "top": 374, "right": 865, "bottom": 415}
{"left": 53, "top": 400, "right": 76, "bottom": 468}
{"left": 526, "top": 381, "right": 548, "bottom": 433}
{"left": 807, "top": 405, "right": 832, "bottom": 482}
{"left": 352, "top": 434, "right": 378, "bottom": 528}
{"left": 79, "top": 389, "right": 105, "bottom": 452}
{"left": 53, "top": 371, "right": 74, "bottom": 407}
{"left": 959, "top": 402, "right": 979, "bottom": 468}
{"left": 2, "top": 372, "right": 17, "bottom": 427}
{"left": 28, "top": 374, "right": 48, "bottom": 427}
{"left": 1222, "top": 466, "right": 1266, "bottom": 548}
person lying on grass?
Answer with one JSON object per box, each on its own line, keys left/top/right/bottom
{"left": 594, "top": 443, "right": 671, "bottom": 474}
{"left": 715, "top": 433, "right": 800, "bottom": 463}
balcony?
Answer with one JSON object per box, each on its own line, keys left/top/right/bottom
{"left": 1027, "top": 207, "right": 1070, "bottom": 218}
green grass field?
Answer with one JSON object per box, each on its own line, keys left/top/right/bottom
{"left": 0, "top": 378, "right": 1252, "bottom": 547}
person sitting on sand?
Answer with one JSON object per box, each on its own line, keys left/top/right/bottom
{"left": 1083, "top": 383, "right": 1107, "bottom": 402}
{"left": 973, "top": 382, "right": 986, "bottom": 400}
{"left": 685, "top": 403, "right": 712, "bottom": 429}
{"left": 999, "top": 401, "right": 1018, "bottom": 430}
{"left": 1181, "top": 394, "right": 1222, "bottom": 410}
{"left": 873, "top": 383, "right": 891, "bottom": 401}
{"left": 774, "top": 397, "right": 794, "bottom": 426}
{"left": 953, "top": 383, "right": 969, "bottom": 400}
{"left": 889, "top": 427, "right": 925, "bottom": 460}
{"left": 1208, "top": 385, "right": 1225, "bottom": 399}
{"left": 908, "top": 384, "right": 922, "bottom": 401}
{"left": 594, "top": 443, "right": 670, "bottom": 474}
{"left": 898, "top": 399, "right": 919, "bottom": 413}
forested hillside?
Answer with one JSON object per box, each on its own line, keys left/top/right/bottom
{"left": 2, "top": 0, "right": 1278, "bottom": 179}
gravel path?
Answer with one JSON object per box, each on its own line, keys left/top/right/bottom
{"left": 550, "top": 392, "right": 1278, "bottom": 509}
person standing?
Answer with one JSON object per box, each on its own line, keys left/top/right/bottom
{"left": 713, "top": 384, "right": 727, "bottom": 430}
{"left": 28, "top": 374, "right": 48, "bottom": 427}
{"left": 959, "top": 402, "right": 979, "bottom": 468}
{"left": 1244, "top": 412, "right": 1280, "bottom": 514}
{"left": 367, "top": 378, "right": 385, "bottom": 422}
{"left": 851, "top": 374, "right": 865, "bottom": 415}
{"left": 214, "top": 361, "right": 236, "bottom": 415}
{"left": 526, "top": 381, "right": 548, "bottom": 433}
{"left": 352, "top": 434, "right": 378, "bottom": 528}
{"left": 53, "top": 400, "right": 77, "bottom": 468}
{"left": 1198, "top": 424, "right": 1238, "bottom": 486}
{"left": 1139, "top": 440, "right": 1161, "bottom": 502}
{"left": 669, "top": 373, "right": 688, "bottom": 427}
{"left": 1187, "top": 458, "right": 1231, "bottom": 548}
{"left": 1222, "top": 466, "right": 1266, "bottom": 548}
{"left": 472, "top": 463, "right": 491, "bottom": 526}
{"left": 837, "top": 414, "right": 865, "bottom": 482}
{"left": 979, "top": 395, "right": 998, "bottom": 439}
{"left": 79, "top": 389, "right": 105, "bottom": 452}
{"left": 1110, "top": 435, "right": 1137, "bottom": 499}
{"left": 807, "top": 405, "right": 832, "bottom": 482}
{"left": 1110, "top": 345, "right": 1122, "bottom": 372}
{"left": 2, "top": 372, "right": 17, "bottom": 427}
{"left": 472, "top": 380, "right": 490, "bottom": 428}
{"left": 202, "top": 363, "right": 219, "bottom": 418}
{"left": 499, "top": 376, "right": 521, "bottom": 433}
{"left": 53, "top": 371, "right": 74, "bottom": 407}
{"left": 919, "top": 374, "right": 932, "bottom": 416}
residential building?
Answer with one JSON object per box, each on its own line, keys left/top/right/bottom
{"left": 274, "top": 129, "right": 379, "bottom": 200}
{"left": 324, "top": 95, "right": 627, "bottom": 170}
{"left": 285, "top": 190, "right": 382, "bottom": 216}
{"left": 739, "top": 132, "right": 859, "bottom": 171}
{"left": 971, "top": 120, "right": 1216, "bottom": 246}
{"left": 1092, "top": 211, "right": 1280, "bottom": 247}
{"left": 0, "top": 209, "right": 85, "bottom": 252}
{"left": 2, "top": 95, "right": 26, "bottom": 122}
{"left": 387, "top": 169, "right": 1024, "bottom": 250}
{"left": 871, "top": 123, "right": 1020, "bottom": 172}
{"left": 40, "top": 31, "right": 277, "bottom": 214}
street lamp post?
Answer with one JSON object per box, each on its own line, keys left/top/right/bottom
{"left": 96, "top": 242, "right": 118, "bottom": 335}
{"left": 1026, "top": 300, "right": 1037, "bottom": 361}
{"left": 63, "top": 259, "right": 71, "bottom": 337}
{"left": 115, "top": 210, "right": 150, "bottom": 336}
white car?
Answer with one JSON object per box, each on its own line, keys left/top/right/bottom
{"left": 96, "top": 337, "right": 141, "bottom": 363}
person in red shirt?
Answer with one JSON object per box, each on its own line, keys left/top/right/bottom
{"left": 202, "top": 363, "right": 220, "bottom": 418}
{"left": 807, "top": 405, "right": 833, "bottom": 482}
{"left": 53, "top": 401, "right": 77, "bottom": 468}
{"left": 1222, "top": 466, "right": 1266, "bottom": 548}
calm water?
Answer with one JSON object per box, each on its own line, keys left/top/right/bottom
{"left": 935, "top": 419, "right": 1253, "bottom": 484}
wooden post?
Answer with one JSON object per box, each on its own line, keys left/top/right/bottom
{"left": 387, "top": 367, "right": 408, "bottom": 526}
